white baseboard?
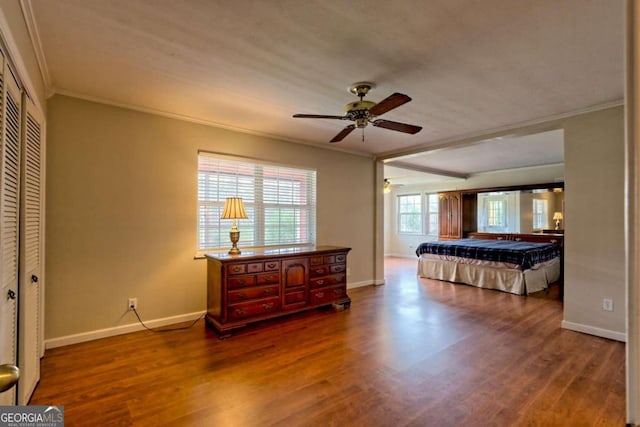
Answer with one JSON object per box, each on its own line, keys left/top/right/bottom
{"left": 561, "top": 320, "right": 627, "bottom": 342}
{"left": 347, "top": 279, "right": 378, "bottom": 289}
{"left": 46, "top": 279, "right": 381, "bottom": 349}
{"left": 45, "top": 310, "right": 206, "bottom": 349}
{"left": 385, "top": 253, "right": 418, "bottom": 259}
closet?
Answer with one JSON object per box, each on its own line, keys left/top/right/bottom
{"left": 0, "top": 45, "right": 45, "bottom": 405}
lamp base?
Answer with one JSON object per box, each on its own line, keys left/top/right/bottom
{"left": 228, "top": 230, "right": 241, "bottom": 255}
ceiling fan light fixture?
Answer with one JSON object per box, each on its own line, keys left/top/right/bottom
{"left": 348, "top": 82, "right": 375, "bottom": 98}
{"left": 383, "top": 178, "right": 391, "bottom": 193}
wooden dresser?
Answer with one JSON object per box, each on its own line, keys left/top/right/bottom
{"left": 205, "top": 246, "right": 351, "bottom": 337}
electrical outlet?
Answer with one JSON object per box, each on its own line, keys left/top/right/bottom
{"left": 602, "top": 298, "right": 613, "bottom": 312}
{"left": 128, "top": 298, "right": 138, "bottom": 311}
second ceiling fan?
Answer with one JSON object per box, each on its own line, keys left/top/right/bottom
{"left": 293, "top": 82, "right": 423, "bottom": 143}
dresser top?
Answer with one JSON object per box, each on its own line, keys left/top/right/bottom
{"left": 205, "top": 245, "right": 351, "bottom": 263}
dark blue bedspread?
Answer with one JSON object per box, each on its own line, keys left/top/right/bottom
{"left": 415, "top": 239, "right": 560, "bottom": 270}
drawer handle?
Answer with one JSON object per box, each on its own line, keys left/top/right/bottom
{"left": 266, "top": 275, "right": 275, "bottom": 281}
{"left": 551, "top": 239, "right": 557, "bottom": 243}
{"left": 333, "top": 288, "right": 342, "bottom": 295}
{"left": 262, "top": 303, "right": 274, "bottom": 309}
{"left": 334, "top": 266, "right": 344, "bottom": 272}
{"left": 235, "top": 308, "right": 246, "bottom": 316}
{"left": 236, "top": 292, "right": 246, "bottom": 299}
{"left": 267, "top": 263, "right": 277, "bottom": 268}
{"left": 232, "top": 266, "right": 242, "bottom": 272}
{"left": 316, "top": 269, "right": 325, "bottom": 274}
{"left": 238, "top": 279, "right": 246, "bottom": 285}
{"left": 514, "top": 238, "right": 521, "bottom": 241}
{"left": 263, "top": 288, "right": 272, "bottom": 295}
{"left": 316, "top": 280, "right": 324, "bottom": 285}
{"left": 315, "top": 292, "right": 324, "bottom": 298}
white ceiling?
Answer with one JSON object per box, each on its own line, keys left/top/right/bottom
{"left": 26, "top": 0, "right": 624, "bottom": 171}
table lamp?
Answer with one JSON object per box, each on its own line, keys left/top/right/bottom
{"left": 553, "top": 212, "right": 563, "bottom": 230}
{"left": 221, "top": 197, "right": 248, "bottom": 255}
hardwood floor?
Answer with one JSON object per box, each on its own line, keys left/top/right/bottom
{"left": 30, "top": 257, "right": 625, "bottom": 426}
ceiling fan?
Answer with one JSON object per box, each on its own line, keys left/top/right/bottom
{"left": 293, "top": 82, "right": 423, "bottom": 143}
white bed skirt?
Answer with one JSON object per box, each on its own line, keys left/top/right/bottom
{"left": 417, "top": 255, "right": 561, "bottom": 295}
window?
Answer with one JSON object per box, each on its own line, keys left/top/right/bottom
{"left": 487, "top": 200, "right": 505, "bottom": 227}
{"left": 426, "top": 193, "right": 439, "bottom": 235}
{"left": 397, "top": 194, "right": 422, "bottom": 234}
{"left": 477, "top": 191, "right": 518, "bottom": 232}
{"left": 197, "top": 153, "right": 316, "bottom": 252}
{"left": 533, "top": 199, "right": 548, "bottom": 229}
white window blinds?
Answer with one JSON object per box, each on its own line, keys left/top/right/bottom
{"left": 198, "top": 153, "right": 317, "bottom": 251}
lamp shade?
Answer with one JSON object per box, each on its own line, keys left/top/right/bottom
{"left": 221, "top": 197, "right": 248, "bottom": 220}
{"left": 552, "top": 212, "right": 563, "bottom": 221}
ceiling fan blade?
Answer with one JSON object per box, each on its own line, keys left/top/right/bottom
{"left": 372, "top": 119, "right": 422, "bottom": 134}
{"left": 368, "top": 93, "right": 412, "bottom": 116}
{"left": 330, "top": 124, "right": 356, "bottom": 142}
{"left": 293, "top": 114, "right": 345, "bottom": 119}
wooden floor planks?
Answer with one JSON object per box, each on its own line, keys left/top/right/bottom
{"left": 30, "top": 257, "right": 625, "bottom": 426}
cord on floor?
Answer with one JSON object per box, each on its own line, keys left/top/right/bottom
{"left": 131, "top": 307, "right": 205, "bottom": 332}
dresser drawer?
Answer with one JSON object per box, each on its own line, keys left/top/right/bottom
{"left": 310, "top": 266, "right": 330, "bottom": 277}
{"left": 323, "top": 255, "right": 336, "bottom": 264}
{"left": 228, "top": 275, "right": 256, "bottom": 289}
{"left": 257, "top": 272, "right": 279, "bottom": 285}
{"left": 264, "top": 261, "right": 280, "bottom": 271}
{"left": 228, "top": 285, "right": 279, "bottom": 304}
{"left": 227, "top": 264, "right": 247, "bottom": 275}
{"left": 335, "top": 254, "right": 346, "bottom": 263}
{"left": 310, "top": 273, "right": 346, "bottom": 289}
{"left": 247, "top": 263, "right": 263, "bottom": 273}
{"left": 310, "top": 256, "right": 323, "bottom": 266}
{"left": 228, "top": 297, "right": 280, "bottom": 320}
{"left": 310, "top": 285, "right": 347, "bottom": 305}
{"left": 330, "top": 264, "right": 345, "bottom": 274}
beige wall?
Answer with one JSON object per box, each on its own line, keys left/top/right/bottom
{"left": 45, "top": 95, "right": 376, "bottom": 340}
{"left": 563, "top": 106, "right": 625, "bottom": 337}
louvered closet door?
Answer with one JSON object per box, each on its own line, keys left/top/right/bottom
{"left": 18, "top": 97, "right": 42, "bottom": 405}
{"left": 0, "top": 57, "right": 21, "bottom": 406}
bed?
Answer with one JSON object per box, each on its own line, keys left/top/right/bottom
{"left": 415, "top": 238, "right": 562, "bottom": 295}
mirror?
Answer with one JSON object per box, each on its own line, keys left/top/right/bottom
{"left": 476, "top": 188, "right": 564, "bottom": 234}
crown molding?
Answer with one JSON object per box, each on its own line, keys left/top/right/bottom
{"left": 468, "top": 162, "right": 565, "bottom": 178}
{"left": 0, "top": 1, "right": 43, "bottom": 112}
{"left": 375, "top": 99, "right": 624, "bottom": 162}
{"left": 52, "top": 88, "right": 375, "bottom": 159}
{"left": 20, "top": 0, "right": 51, "bottom": 93}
